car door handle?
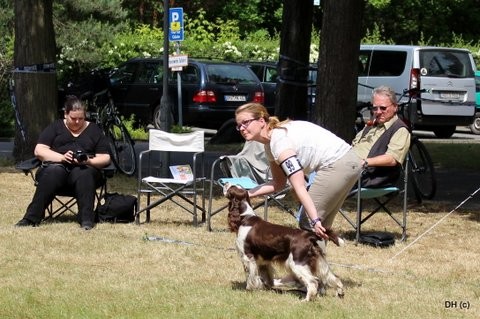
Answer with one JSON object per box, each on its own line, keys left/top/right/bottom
{"left": 149, "top": 87, "right": 159, "bottom": 91}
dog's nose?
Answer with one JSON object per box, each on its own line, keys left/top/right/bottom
{"left": 223, "top": 182, "right": 232, "bottom": 196}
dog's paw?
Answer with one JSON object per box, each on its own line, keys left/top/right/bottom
{"left": 336, "top": 288, "right": 345, "bottom": 298}
{"left": 273, "top": 277, "right": 304, "bottom": 290}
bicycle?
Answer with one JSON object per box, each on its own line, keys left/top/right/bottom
{"left": 83, "top": 89, "right": 137, "bottom": 176}
{"left": 397, "top": 88, "right": 437, "bottom": 201}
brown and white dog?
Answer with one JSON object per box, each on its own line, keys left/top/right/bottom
{"left": 224, "top": 183, "right": 344, "bottom": 301}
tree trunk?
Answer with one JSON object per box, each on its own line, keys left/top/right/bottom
{"left": 13, "top": 0, "right": 57, "bottom": 161}
{"left": 315, "top": 0, "right": 365, "bottom": 142}
{"left": 275, "top": 0, "right": 313, "bottom": 121}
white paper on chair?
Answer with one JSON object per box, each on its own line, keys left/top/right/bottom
{"left": 169, "top": 165, "right": 194, "bottom": 181}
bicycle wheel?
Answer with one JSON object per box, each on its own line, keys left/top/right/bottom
{"left": 408, "top": 138, "right": 436, "bottom": 200}
{"left": 105, "top": 119, "right": 136, "bottom": 176}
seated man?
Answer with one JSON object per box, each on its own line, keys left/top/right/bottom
{"left": 15, "top": 95, "right": 111, "bottom": 230}
{"left": 352, "top": 85, "right": 411, "bottom": 187}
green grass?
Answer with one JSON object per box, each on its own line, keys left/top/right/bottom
{"left": 424, "top": 142, "right": 480, "bottom": 170}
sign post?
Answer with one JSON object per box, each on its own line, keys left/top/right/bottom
{"left": 169, "top": 8, "right": 186, "bottom": 126}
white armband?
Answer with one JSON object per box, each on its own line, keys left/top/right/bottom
{"left": 280, "top": 156, "right": 303, "bottom": 177}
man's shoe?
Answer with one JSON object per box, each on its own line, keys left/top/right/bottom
{"left": 15, "top": 218, "right": 38, "bottom": 227}
{"left": 81, "top": 222, "right": 94, "bottom": 230}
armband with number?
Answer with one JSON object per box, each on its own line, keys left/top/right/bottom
{"left": 279, "top": 156, "right": 303, "bottom": 177}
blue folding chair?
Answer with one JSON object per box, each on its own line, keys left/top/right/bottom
{"left": 339, "top": 158, "right": 409, "bottom": 242}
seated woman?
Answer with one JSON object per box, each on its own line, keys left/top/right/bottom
{"left": 15, "top": 95, "right": 111, "bottom": 230}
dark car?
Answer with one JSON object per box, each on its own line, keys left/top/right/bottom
{"left": 243, "top": 61, "right": 278, "bottom": 113}
{"left": 108, "top": 57, "right": 265, "bottom": 129}
{"left": 243, "top": 61, "right": 317, "bottom": 117}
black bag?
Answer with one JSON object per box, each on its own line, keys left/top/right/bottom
{"left": 359, "top": 231, "right": 395, "bottom": 247}
{"left": 95, "top": 192, "right": 137, "bottom": 223}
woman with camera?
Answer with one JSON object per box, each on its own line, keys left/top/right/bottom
{"left": 15, "top": 95, "right": 111, "bottom": 230}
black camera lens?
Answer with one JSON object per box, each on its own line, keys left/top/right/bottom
{"left": 75, "top": 150, "right": 88, "bottom": 162}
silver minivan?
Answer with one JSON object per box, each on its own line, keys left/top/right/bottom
{"left": 357, "top": 45, "right": 476, "bottom": 138}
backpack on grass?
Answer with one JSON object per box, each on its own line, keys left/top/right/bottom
{"left": 95, "top": 192, "right": 137, "bottom": 223}
{"left": 359, "top": 231, "right": 395, "bottom": 247}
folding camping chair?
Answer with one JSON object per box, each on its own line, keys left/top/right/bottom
{"left": 206, "top": 141, "right": 296, "bottom": 231}
{"left": 338, "top": 158, "right": 409, "bottom": 242}
{"left": 135, "top": 129, "right": 206, "bottom": 226}
{"left": 16, "top": 157, "right": 115, "bottom": 221}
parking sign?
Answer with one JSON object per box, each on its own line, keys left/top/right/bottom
{"left": 169, "top": 8, "right": 184, "bottom": 41}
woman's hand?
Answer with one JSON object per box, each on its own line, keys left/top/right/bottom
{"left": 313, "top": 220, "right": 329, "bottom": 240}
{"left": 63, "top": 150, "right": 75, "bottom": 164}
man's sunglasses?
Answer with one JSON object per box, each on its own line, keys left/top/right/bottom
{"left": 371, "top": 104, "right": 393, "bottom": 112}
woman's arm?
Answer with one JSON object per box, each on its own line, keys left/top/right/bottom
{"left": 277, "top": 149, "right": 328, "bottom": 239}
{"left": 247, "top": 161, "right": 287, "bottom": 197}
{"left": 34, "top": 143, "right": 111, "bottom": 169}
{"left": 34, "top": 144, "right": 70, "bottom": 163}
{"left": 87, "top": 153, "right": 111, "bottom": 169}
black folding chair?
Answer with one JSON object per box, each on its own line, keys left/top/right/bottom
{"left": 16, "top": 158, "right": 115, "bottom": 221}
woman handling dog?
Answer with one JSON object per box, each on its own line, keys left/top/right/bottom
{"left": 235, "top": 102, "right": 363, "bottom": 243}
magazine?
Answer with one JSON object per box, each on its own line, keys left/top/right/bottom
{"left": 169, "top": 164, "right": 193, "bottom": 181}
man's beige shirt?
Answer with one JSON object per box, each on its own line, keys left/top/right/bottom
{"left": 352, "top": 115, "right": 411, "bottom": 164}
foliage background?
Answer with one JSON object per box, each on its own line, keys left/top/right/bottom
{"left": 1, "top": 0, "right": 480, "bottom": 137}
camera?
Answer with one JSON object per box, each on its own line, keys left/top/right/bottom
{"left": 73, "top": 150, "right": 88, "bottom": 162}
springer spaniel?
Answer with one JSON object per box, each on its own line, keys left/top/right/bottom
{"left": 224, "top": 183, "right": 344, "bottom": 301}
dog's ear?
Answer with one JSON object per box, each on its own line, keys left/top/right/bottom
{"left": 227, "top": 208, "right": 241, "bottom": 233}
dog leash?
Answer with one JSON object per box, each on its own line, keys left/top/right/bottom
{"left": 143, "top": 233, "right": 236, "bottom": 251}
{"left": 143, "top": 233, "right": 392, "bottom": 273}
{"left": 329, "top": 262, "right": 391, "bottom": 274}
{"left": 388, "top": 186, "right": 480, "bottom": 262}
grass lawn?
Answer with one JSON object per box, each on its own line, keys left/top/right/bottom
{"left": 0, "top": 142, "right": 479, "bottom": 318}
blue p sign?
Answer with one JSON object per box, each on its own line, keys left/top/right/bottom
{"left": 169, "top": 8, "right": 184, "bottom": 41}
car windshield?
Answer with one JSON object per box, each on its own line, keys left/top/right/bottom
{"left": 207, "top": 65, "right": 257, "bottom": 85}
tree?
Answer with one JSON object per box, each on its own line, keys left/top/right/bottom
{"left": 315, "top": 0, "right": 366, "bottom": 142}
{"left": 275, "top": 0, "right": 313, "bottom": 121}
{"left": 54, "top": 0, "right": 129, "bottom": 81}
{"left": 13, "top": 0, "right": 57, "bottom": 160}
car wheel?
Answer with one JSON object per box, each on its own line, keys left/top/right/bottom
{"left": 469, "top": 112, "right": 480, "bottom": 135}
{"left": 153, "top": 104, "right": 174, "bottom": 130}
{"left": 432, "top": 125, "right": 456, "bottom": 138}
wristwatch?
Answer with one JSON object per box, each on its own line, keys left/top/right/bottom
{"left": 310, "top": 217, "right": 321, "bottom": 228}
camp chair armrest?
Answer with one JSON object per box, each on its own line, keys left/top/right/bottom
{"left": 15, "top": 157, "right": 41, "bottom": 174}
{"left": 101, "top": 162, "right": 116, "bottom": 178}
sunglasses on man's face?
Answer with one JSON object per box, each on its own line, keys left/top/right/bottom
{"left": 371, "top": 104, "right": 393, "bottom": 112}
